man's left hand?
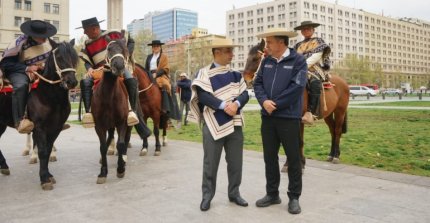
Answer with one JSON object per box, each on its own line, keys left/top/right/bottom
{"left": 224, "top": 101, "right": 239, "bottom": 116}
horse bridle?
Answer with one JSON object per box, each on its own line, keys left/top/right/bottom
{"left": 32, "top": 47, "right": 77, "bottom": 85}
{"left": 104, "top": 41, "right": 129, "bottom": 70}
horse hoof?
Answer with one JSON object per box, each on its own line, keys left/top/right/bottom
{"left": 162, "top": 142, "right": 167, "bottom": 146}
{"left": 154, "top": 151, "right": 161, "bottom": 156}
{"left": 107, "top": 150, "right": 115, "bottom": 156}
{"left": 117, "top": 172, "right": 125, "bottom": 178}
{"left": 281, "top": 165, "right": 288, "bottom": 173}
{"left": 140, "top": 149, "right": 148, "bottom": 156}
{"left": 326, "top": 156, "right": 334, "bottom": 162}
{"left": 49, "top": 156, "right": 57, "bottom": 162}
{"left": 49, "top": 177, "right": 56, "bottom": 184}
{"left": 22, "top": 150, "right": 30, "bottom": 156}
{"left": 41, "top": 182, "right": 54, "bottom": 190}
{"left": 332, "top": 158, "right": 340, "bottom": 164}
{"left": 1, "top": 169, "right": 10, "bottom": 175}
{"left": 29, "top": 158, "right": 37, "bottom": 164}
{"left": 127, "top": 143, "right": 132, "bottom": 148}
{"left": 96, "top": 177, "right": 106, "bottom": 184}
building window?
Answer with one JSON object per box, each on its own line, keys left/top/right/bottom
{"left": 53, "top": 20, "right": 59, "bottom": 30}
{"left": 53, "top": 4, "right": 59, "bottom": 14}
{"left": 15, "top": 0, "right": 22, "bottom": 9}
{"left": 44, "top": 3, "right": 50, "bottom": 13}
{"left": 278, "top": 4, "right": 285, "bottom": 11}
{"left": 14, "top": 16, "right": 22, "bottom": 27}
{"left": 24, "top": 17, "right": 31, "bottom": 22}
{"left": 24, "top": 0, "right": 31, "bottom": 10}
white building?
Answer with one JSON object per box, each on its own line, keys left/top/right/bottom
{"left": 226, "top": 0, "right": 430, "bottom": 87}
{"left": 0, "top": 0, "right": 69, "bottom": 52}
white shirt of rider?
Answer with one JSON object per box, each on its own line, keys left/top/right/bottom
{"left": 150, "top": 53, "right": 160, "bottom": 71}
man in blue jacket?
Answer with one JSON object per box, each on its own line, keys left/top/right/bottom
{"left": 176, "top": 72, "right": 191, "bottom": 127}
{"left": 253, "top": 28, "right": 307, "bottom": 214}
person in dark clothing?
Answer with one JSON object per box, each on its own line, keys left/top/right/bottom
{"left": 176, "top": 72, "right": 191, "bottom": 127}
{"left": 77, "top": 17, "right": 139, "bottom": 128}
{"left": 0, "top": 20, "right": 57, "bottom": 134}
{"left": 253, "top": 28, "right": 307, "bottom": 214}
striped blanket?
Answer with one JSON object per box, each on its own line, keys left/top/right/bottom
{"left": 189, "top": 65, "right": 247, "bottom": 140}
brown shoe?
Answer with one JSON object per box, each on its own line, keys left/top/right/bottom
{"left": 62, "top": 123, "right": 71, "bottom": 131}
{"left": 17, "top": 119, "right": 34, "bottom": 134}
{"left": 82, "top": 113, "right": 95, "bottom": 128}
{"left": 301, "top": 111, "right": 314, "bottom": 125}
{"left": 127, "top": 111, "right": 139, "bottom": 126}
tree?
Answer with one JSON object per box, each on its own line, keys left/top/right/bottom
{"left": 132, "top": 30, "right": 155, "bottom": 66}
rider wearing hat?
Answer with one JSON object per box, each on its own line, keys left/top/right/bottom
{"left": 294, "top": 21, "right": 331, "bottom": 125}
{"left": 0, "top": 20, "right": 57, "bottom": 133}
{"left": 78, "top": 17, "right": 140, "bottom": 128}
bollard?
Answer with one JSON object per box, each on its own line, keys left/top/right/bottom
{"left": 382, "top": 92, "right": 386, "bottom": 100}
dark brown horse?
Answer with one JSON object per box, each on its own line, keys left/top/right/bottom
{"left": 91, "top": 39, "right": 132, "bottom": 184}
{"left": 0, "top": 40, "right": 78, "bottom": 190}
{"left": 243, "top": 39, "right": 349, "bottom": 169}
{"left": 133, "top": 64, "right": 168, "bottom": 156}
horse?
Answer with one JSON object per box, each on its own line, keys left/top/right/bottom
{"left": 242, "top": 39, "right": 349, "bottom": 170}
{"left": 0, "top": 40, "right": 78, "bottom": 190}
{"left": 91, "top": 39, "right": 132, "bottom": 184}
{"left": 22, "top": 133, "right": 58, "bottom": 164}
{"left": 133, "top": 64, "right": 168, "bottom": 156}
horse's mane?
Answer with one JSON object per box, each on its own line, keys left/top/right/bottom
{"left": 248, "top": 44, "right": 261, "bottom": 55}
{"left": 135, "top": 63, "right": 155, "bottom": 83}
{"left": 43, "top": 41, "right": 78, "bottom": 76}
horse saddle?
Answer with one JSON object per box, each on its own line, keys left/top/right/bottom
{"left": 0, "top": 77, "right": 39, "bottom": 93}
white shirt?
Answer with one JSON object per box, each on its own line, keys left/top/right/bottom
{"left": 276, "top": 48, "right": 290, "bottom": 63}
{"left": 149, "top": 53, "right": 160, "bottom": 71}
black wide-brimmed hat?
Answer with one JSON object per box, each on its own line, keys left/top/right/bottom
{"left": 20, "top": 20, "right": 57, "bottom": 38}
{"left": 147, "top": 40, "right": 164, "bottom": 46}
{"left": 76, "top": 17, "right": 105, "bottom": 29}
{"left": 294, "top": 21, "right": 321, "bottom": 30}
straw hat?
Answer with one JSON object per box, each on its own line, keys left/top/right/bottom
{"left": 206, "top": 38, "right": 240, "bottom": 48}
{"left": 256, "top": 28, "right": 298, "bottom": 38}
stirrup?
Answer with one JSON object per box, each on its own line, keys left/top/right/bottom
{"left": 17, "top": 119, "right": 34, "bottom": 134}
{"left": 127, "top": 111, "right": 139, "bottom": 126}
{"left": 301, "top": 112, "right": 315, "bottom": 125}
{"left": 82, "top": 113, "right": 95, "bottom": 128}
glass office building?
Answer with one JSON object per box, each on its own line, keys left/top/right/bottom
{"left": 152, "top": 8, "right": 198, "bottom": 42}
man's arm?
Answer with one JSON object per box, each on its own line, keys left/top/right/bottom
{"left": 196, "top": 86, "right": 223, "bottom": 110}
{"left": 0, "top": 56, "right": 26, "bottom": 74}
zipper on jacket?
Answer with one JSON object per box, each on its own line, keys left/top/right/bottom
{"left": 270, "top": 62, "right": 279, "bottom": 98}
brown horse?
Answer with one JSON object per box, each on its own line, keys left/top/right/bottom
{"left": 243, "top": 39, "right": 349, "bottom": 169}
{"left": 0, "top": 40, "right": 78, "bottom": 190}
{"left": 133, "top": 64, "right": 168, "bottom": 156}
{"left": 91, "top": 39, "right": 132, "bottom": 184}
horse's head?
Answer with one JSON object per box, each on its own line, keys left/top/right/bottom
{"left": 105, "top": 38, "right": 129, "bottom": 77}
{"left": 46, "top": 39, "right": 79, "bottom": 89}
{"left": 243, "top": 39, "right": 266, "bottom": 87}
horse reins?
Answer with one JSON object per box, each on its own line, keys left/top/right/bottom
{"left": 138, "top": 82, "right": 153, "bottom": 93}
{"left": 104, "top": 41, "right": 129, "bottom": 70}
{"left": 32, "top": 47, "right": 76, "bottom": 85}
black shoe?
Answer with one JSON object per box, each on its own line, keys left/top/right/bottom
{"left": 256, "top": 195, "right": 281, "bottom": 207}
{"left": 229, "top": 196, "right": 248, "bottom": 207}
{"left": 200, "top": 199, "right": 211, "bottom": 211}
{"left": 288, "top": 199, "right": 301, "bottom": 214}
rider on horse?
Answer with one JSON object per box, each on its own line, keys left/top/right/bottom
{"left": 294, "top": 21, "right": 331, "bottom": 125}
{"left": 0, "top": 20, "right": 57, "bottom": 134}
{"left": 78, "top": 17, "right": 140, "bottom": 128}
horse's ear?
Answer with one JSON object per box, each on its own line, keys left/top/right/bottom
{"left": 259, "top": 39, "right": 266, "bottom": 50}
{"left": 70, "top": 38, "right": 75, "bottom": 47}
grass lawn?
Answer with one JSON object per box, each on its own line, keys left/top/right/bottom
{"left": 357, "top": 101, "right": 430, "bottom": 107}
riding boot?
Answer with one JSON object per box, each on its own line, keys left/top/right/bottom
{"left": 302, "top": 78, "right": 321, "bottom": 125}
{"left": 81, "top": 79, "right": 94, "bottom": 128}
{"left": 124, "top": 78, "right": 139, "bottom": 126}
{"left": 12, "top": 86, "right": 34, "bottom": 134}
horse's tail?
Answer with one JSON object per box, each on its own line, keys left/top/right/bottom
{"left": 342, "top": 111, "right": 348, "bottom": 134}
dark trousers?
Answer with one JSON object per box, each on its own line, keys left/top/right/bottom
{"left": 202, "top": 124, "right": 243, "bottom": 200}
{"left": 6, "top": 72, "right": 30, "bottom": 125}
{"left": 261, "top": 116, "right": 302, "bottom": 200}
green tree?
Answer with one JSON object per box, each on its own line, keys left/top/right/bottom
{"left": 132, "top": 30, "right": 155, "bottom": 66}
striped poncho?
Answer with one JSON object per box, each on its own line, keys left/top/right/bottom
{"left": 189, "top": 64, "right": 247, "bottom": 140}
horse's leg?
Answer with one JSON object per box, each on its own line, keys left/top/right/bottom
{"left": 162, "top": 116, "right": 168, "bottom": 146}
{"left": 49, "top": 145, "right": 57, "bottom": 162}
{"left": 140, "top": 118, "right": 149, "bottom": 156}
{"left": 96, "top": 128, "right": 108, "bottom": 184}
{"left": 116, "top": 126, "right": 128, "bottom": 178}
{"left": 154, "top": 125, "right": 161, "bottom": 156}
{"left": 324, "top": 114, "right": 336, "bottom": 162}
{"left": 29, "top": 144, "right": 38, "bottom": 164}
{"left": 22, "top": 133, "right": 32, "bottom": 156}
{"left": 107, "top": 129, "right": 116, "bottom": 155}
{"left": 332, "top": 110, "right": 347, "bottom": 164}
{"left": 34, "top": 131, "right": 55, "bottom": 190}
{"left": 0, "top": 125, "right": 10, "bottom": 175}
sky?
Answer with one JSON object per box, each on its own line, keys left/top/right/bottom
{"left": 70, "top": 0, "right": 430, "bottom": 39}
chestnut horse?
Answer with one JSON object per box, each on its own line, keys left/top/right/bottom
{"left": 133, "top": 64, "right": 168, "bottom": 156}
{"left": 91, "top": 39, "right": 132, "bottom": 184}
{"left": 0, "top": 40, "right": 78, "bottom": 190}
{"left": 243, "top": 39, "right": 349, "bottom": 169}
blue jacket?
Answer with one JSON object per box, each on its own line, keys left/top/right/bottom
{"left": 177, "top": 78, "right": 192, "bottom": 102}
{"left": 253, "top": 48, "right": 307, "bottom": 119}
